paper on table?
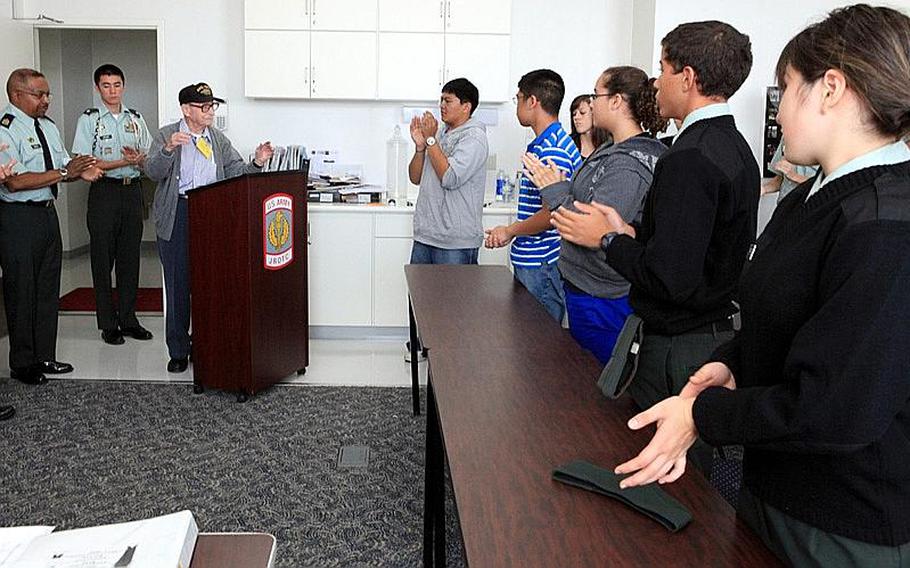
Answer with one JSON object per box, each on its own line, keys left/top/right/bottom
{"left": 4, "top": 510, "right": 197, "bottom": 568}
{"left": 0, "top": 526, "right": 55, "bottom": 565}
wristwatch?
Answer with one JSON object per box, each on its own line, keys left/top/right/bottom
{"left": 426, "top": 136, "right": 437, "bottom": 147}
{"left": 58, "top": 167, "right": 68, "bottom": 180}
{"left": 601, "top": 232, "right": 619, "bottom": 250}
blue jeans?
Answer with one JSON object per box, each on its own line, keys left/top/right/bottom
{"left": 513, "top": 263, "right": 565, "bottom": 322}
{"left": 409, "top": 241, "right": 478, "bottom": 265}
{"left": 564, "top": 285, "right": 632, "bottom": 364}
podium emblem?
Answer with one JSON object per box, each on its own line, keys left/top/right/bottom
{"left": 263, "top": 193, "right": 294, "bottom": 270}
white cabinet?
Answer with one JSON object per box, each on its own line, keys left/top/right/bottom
{"left": 378, "top": 33, "right": 444, "bottom": 100}
{"left": 308, "top": 212, "right": 373, "bottom": 325}
{"left": 243, "top": 0, "right": 511, "bottom": 101}
{"left": 379, "top": 0, "right": 445, "bottom": 32}
{"left": 245, "top": 31, "right": 311, "bottom": 98}
{"left": 310, "top": 0, "right": 378, "bottom": 31}
{"left": 373, "top": 237, "right": 413, "bottom": 326}
{"left": 445, "top": 34, "right": 511, "bottom": 102}
{"left": 310, "top": 32, "right": 378, "bottom": 99}
{"left": 446, "top": 0, "right": 512, "bottom": 34}
{"left": 244, "top": 0, "right": 310, "bottom": 30}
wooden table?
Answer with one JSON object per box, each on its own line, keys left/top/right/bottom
{"left": 190, "top": 533, "right": 276, "bottom": 568}
{"left": 406, "top": 265, "right": 781, "bottom": 567}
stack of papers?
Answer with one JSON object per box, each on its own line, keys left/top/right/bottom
{"left": 0, "top": 510, "right": 198, "bottom": 568}
{"left": 257, "top": 145, "right": 308, "bottom": 173}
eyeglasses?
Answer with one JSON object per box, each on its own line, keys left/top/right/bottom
{"left": 511, "top": 93, "right": 527, "bottom": 105}
{"left": 586, "top": 93, "right": 614, "bottom": 101}
{"left": 188, "top": 102, "right": 219, "bottom": 113}
{"left": 18, "top": 89, "right": 52, "bottom": 101}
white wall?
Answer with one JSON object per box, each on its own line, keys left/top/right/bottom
{"left": 0, "top": 0, "right": 35, "bottom": 83}
{"left": 2, "top": 0, "right": 632, "bottom": 196}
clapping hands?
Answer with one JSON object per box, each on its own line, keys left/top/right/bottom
{"left": 0, "top": 143, "right": 17, "bottom": 182}
{"left": 409, "top": 112, "right": 439, "bottom": 151}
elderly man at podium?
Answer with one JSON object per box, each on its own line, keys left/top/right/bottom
{"left": 144, "top": 82, "right": 273, "bottom": 373}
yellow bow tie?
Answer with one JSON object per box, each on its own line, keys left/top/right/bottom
{"left": 195, "top": 136, "right": 212, "bottom": 160}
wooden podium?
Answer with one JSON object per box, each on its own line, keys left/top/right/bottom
{"left": 187, "top": 170, "right": 309, "bottom": 401}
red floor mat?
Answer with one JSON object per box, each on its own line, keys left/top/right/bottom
{"left": 59, "top": 287, "right": 163, "bottom": 313}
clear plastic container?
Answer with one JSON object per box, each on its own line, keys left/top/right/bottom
{"left": 386, "top": 125, "right": 409, "bottom": 205}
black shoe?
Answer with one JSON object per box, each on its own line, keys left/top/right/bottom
{"left": 39, "top": 360, "right": 73, "bottom": 374}
{"left": 167, "top": 358, "right": 189, "bottom": 373}
{"left": 10, "top": 367, "right": 47, "bottom": 385}
{"left": 0, "top": 405, "right": 14, "bottom": 420}
{"left": 102, "top": 329, "right": 125, "bottom": 345}
{"left": 121, "top": 325, "right": 153, "bottom": 341}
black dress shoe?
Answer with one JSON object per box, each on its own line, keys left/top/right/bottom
{"left": 0, "top": 405, "right": 15, "bottom": 420}
{"left": 121, "top": 325, "right": 153, "bottom": 341}
{"left": 39, "top": 360, "right": 73, "bottom": 374}
{"left": 102, "top": 329, "right": 125, "bottom": 345}
{"left": 10, "top": 367, "right": 47, "bottom": 385}
{"left": 167, "top": 358, "right": 189, "bottom": 373}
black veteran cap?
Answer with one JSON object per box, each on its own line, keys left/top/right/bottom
{"left": 178, "top": 83, "right": 225, "bottom": 105}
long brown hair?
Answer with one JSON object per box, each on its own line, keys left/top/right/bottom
{"left": 775, "top": 4, "right": 910, "bottom": 138}
{"left": 569, "top": 94, "right": 609, "bottom": 152}
{"left": 599, "top": 66, "right": 668, "bottom": 135}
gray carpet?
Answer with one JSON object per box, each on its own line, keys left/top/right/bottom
{"left": 0, "top": 380, "right": 466, "bottom": 567}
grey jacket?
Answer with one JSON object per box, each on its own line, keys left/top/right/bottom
{"left": 413, "top": 116, "right": 489, "bottom": 249}
{"left": 144, "top": 121, "right": 260, "bottom": 241}
{"left": 541, "top": 134, "right": 666, "bottom": 298}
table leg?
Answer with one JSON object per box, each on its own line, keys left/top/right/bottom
{"left": 423, "top": 378, "right": 446, "bottom": 567}
{"left": 409, "top": 297, "right": 421, "bottom": 416}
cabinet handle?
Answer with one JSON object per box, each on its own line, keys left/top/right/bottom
{"left": 311, "top": 66, "right": 316, "bottom": 94}
{"left": 439, "top": 0, "right": 443, "bottom": 19}
{"left": 304, "top": 0, "right": 308, "bottom": 16}
{"left": 311, "top": 0, "right": 316, "bottom": 25}
{"left": 438, "top": 67, "right": 442, "bottom": 86}
{"left": 446, "top": 0, "right": 451, "bottom": 26}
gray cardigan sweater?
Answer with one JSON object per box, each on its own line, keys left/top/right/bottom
{"left": 144, "top": 121, "right": 260, "bottom": 241}
{"left": 540, "top": 134, "right": 665, "bottom": 298}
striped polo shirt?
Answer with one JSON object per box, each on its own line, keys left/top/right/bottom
{"left": 511, "top": 121, "right": 581, "bottom": 267}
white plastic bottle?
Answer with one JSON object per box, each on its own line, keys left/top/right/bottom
{"left": 386, "top": 125, "right": 409, "bottom": 205}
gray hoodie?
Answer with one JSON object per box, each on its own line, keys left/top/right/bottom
{"left": 413, "top": 116, "right": 489, "bottom": 249}
{"left": 540, "top": 134, "right": 666, "bottom": 298}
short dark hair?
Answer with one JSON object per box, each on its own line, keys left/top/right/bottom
{"left": 94, "top": 64, "right": 125, "bottom": 86}
{"left": 776, "top": 4, "right": 910, "bottom": 138}
{"left": 517, "top": 69, "right": 565, "bottom": 116}
{"left": 442, "top": 78, "right": 479, "bottom": 116}
{"left": 6, "top": 68, "right": 45, "bottom": 98}
{"left": 661, "top": 20, "right": 752, "bottom": 99}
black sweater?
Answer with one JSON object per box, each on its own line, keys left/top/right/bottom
{"left": 606, "top": 115, "right": 759, "bottom": 334}
{"left": 693, "top": 162, "right": 910, "bottom": 546}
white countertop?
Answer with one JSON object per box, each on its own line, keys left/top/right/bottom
{"left": 308, "top": 202, "right": 517, "bottom": 214}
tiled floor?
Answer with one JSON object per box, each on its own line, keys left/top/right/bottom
{"left": 3, "top": 248, "right": 426, "bottom": 389}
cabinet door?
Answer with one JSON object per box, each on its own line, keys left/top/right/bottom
{"left": 245, "top": 31, "right": 311, "bottom": 98}
{"left": 446, "top": 0, "right": 511, "bottom": 34}
{"left": 311, "top": 32, "right": 377, "bottom": 99}
{"left": 480, "top": 213, "right": 512, "bottom": 266}
{"left": 444, "top": 34, "right": 510, "bottom": 102}
{"left": 245, "top": 0, "right": 310, "bottom": 30}
{"left": 378, "top": 33, "right": 444, "bottom": 100}
{"left": 373, "top": 237, "right": 413, "bottom": 326}
{"left": 379, "top": 0, "right": 445, "bottom": 32}
{"left": 307, "top": 212, "right": 373, "bottom": 325}
{"left": 310, "top": 0, "right": 377, "bottom": 31}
